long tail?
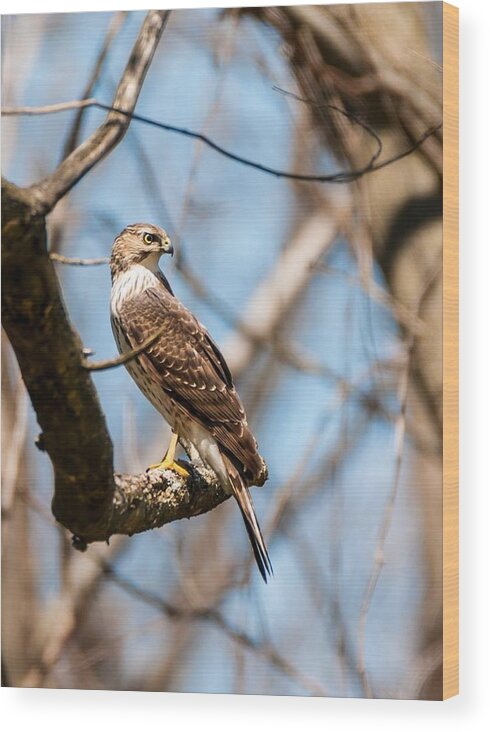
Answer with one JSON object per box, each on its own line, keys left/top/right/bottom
{"left": 224, "top": 460, "right": 272, "bottom": 583}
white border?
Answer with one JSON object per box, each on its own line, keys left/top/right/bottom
{"left": 2, "top": 1, "right": 489, "bottom": 730}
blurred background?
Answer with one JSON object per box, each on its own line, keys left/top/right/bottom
{"left": 1, "top": 3, "right": 443, "bottom": 698}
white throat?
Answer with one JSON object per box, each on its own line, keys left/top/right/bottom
{"left": 111, "top": 261, "right": 162, "bottom": 316}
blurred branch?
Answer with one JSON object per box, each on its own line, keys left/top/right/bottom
{"left": 4, "top": 98, "right": 96, "bottom": 114}
{"left": 356, "top": 263, "right": 441, "bottom": 698}
{"left": 101, "top": 561, "right": 330, "bottom": 697}
{"left": 20, "top": 528, "right": 128, "bottom": 688}
{"left": 173, "top": 9, "right": 240, "bottom": 259}
{"left": 314, "top": 262, "right": 426, "bottom": 336}
{"left": 357, "top": 346, "right": 411, "bottom": 697}
{"left": 18, "top": 468, "right": 229, "bottom": 688}
{"left": 50, "top": 252, "right": 110, "bottom": 265}
{"left": 245, "top": 4, "right": 442, "bottom": 172}
{"left": 273, "top": 87, "right": 383, "bottom": 169}
{"left": 61, "top": 11, "right": 127, "bottom": 159}
{"left": 1, "top": 376, "right": 28, "bottom": 516}
{"left": 246, "top": 5, "right": 445, "bottom": 698}
{"left": 1, "top": 338, "right": 41, "bottom": 686}
{"left": 224, "top": 210, "right": 338, "bottom": 373}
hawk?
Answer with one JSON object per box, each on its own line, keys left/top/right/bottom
{"left": 110, "top": 223, "right": 272, "bottom": 581}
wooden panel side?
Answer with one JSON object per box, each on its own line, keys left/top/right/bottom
{"left": 442, "top": 0, "right": 459, "bottom": 701}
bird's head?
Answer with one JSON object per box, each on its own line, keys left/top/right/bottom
{"left": 110, "top": 223, "right": 174, "bottom": 279}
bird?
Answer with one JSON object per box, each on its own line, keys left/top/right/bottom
{"left": 110, "top": 223, "right": 272, "bottom": 581}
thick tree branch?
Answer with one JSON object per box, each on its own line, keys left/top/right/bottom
{"left": 50, "top": 252, "right": 109, "bottom": 266}
{"left": 1, "top": 181, "right": 229, "bottom": 544}
{"left": 2, "top": 179, "right": 114, "bottom": 541}
{"left": 1, "top": 12, "right": 231, "bottom": 548}
{"left": 109, "top": 465, "right": 228, "bottom": 541}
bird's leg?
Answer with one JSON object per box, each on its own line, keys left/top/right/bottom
{"left": 147, "top": 432, "right": 189, "bottom": 478}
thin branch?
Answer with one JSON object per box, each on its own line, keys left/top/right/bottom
{"left": 25, "top": 10, "right": 170, "bottom": 215}
{"left": 3, "top": 98, "right": 97, "bottom": 115}
{"left": 2, "top": 97, "right": 441, "bottom": 186}
{"left": 50, "top": 252, "right": 109, "bottom": 266}
{"left": 61, "top": 11, "right": 127, "bottom": 159}
{"left": 82, "top": 321, "right": 169, "bottom": 372}
{"left": 19, "top": 514, "right": 128, "bottom": 688}
{"left": 315, "top": 262, "right": 426, "bottom": 336}
{"left": 272, "top": 86, "right": 384, "bottom": 170}
{"left": 357, "top": 347, "right": 410, "bottom": 698}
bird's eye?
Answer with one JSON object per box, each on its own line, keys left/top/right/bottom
{"left": 143, "top": 233, "right": 154, "bottom": 245}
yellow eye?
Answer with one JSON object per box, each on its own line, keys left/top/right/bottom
{"left": 143, "top": 233, "right": 154, "bottom": 245}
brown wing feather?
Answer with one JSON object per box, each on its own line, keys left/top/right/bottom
{"left": 117, "top": 286, "right": 267, "bottom": 484}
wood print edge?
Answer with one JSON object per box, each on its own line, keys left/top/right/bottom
{"left": 442, "top": 0, "right": 459, "bottom": 701}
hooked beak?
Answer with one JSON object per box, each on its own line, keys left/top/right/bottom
{"left": 163, "top": 240, "right": 174, "bottom": 257}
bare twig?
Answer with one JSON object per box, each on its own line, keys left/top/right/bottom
{"left": 61, "top": 11, "right": 127, "bottom": 159}
{"left": 3, "top": 98, "right": 441, "bottom": 186}
{"left": 50, "top": 252, "right": 110, "bottom": 266}
{"left": 3, "top": 98, "right": 97, "bottom": 115}
{"left": 273, "top": 86, "right": 384, "bottom": 170}
{"left": 83, "top": 321, "right": 169, "bottom": 372}
{"left": 26, "top": 10, "right": 170, "bottom": 215}
{"left": 356, "top": 346, "right": 411, "bottom": 698}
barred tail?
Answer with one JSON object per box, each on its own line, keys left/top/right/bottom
{"left": 224, "top": 458, "right": 272, "bottom": 583}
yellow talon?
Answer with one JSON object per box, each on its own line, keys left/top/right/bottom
{"left": 147, "top": 432, "right": 190, "bottom": 478}
{"left": 147, "top": 457, "right": 189, "bottom": 478}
